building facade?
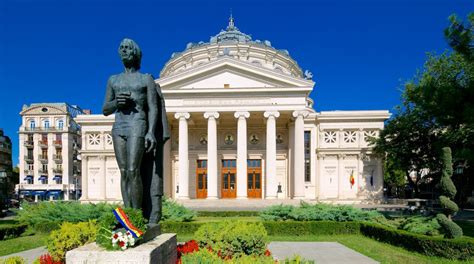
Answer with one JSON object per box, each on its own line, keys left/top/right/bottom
{"left": 17, "top": 103, "right": 84, "bottom": 201}
{"left": 0, "top": 129, "right": 13, "bottom": 207}
{"left": 76, "top": 18, "right": 390, "bottom": 203}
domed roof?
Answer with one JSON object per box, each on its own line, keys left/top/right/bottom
{"left": 160, "top": 16, "right": 305, "bottom": 79}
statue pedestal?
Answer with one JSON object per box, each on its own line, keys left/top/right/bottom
{"left": 66, "top": 233, "right": 177, "bottom": 264}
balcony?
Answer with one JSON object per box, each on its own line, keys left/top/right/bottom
{"left": 53, "top": 140, "right": 62, "bottom": 147}
{"left": 24, "top": 127, "right": 64, "bottom": 132}
{"left": 24, "top": 155, "right": 34, "bottom": 163}
{"left": 24, "top": 141, "right": 34, "bottom": 148}
{"left": 53, "top": 154, "right": 62, "bottom": 163}
{"left": 38, "top": 168, "right": 48, "bottom": 174}
{"left": 38, "top": 155, "right": 48, "bottom": 163}
{"left": 39, "top": 140, "right": 48, "bottom": 148}
{"left": 53, "top": 168, "right": 63, "bottom": 174}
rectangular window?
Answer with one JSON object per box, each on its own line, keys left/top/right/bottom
{"left": 28, "top": 164, "right": 34, "bottom": 170}
{"left": 304, "top": 131, "right": 311, "bottom": 182}
{"left": 27, "top": 149, "right": 33, "bottom": 159}
{"left": 28, "top": 134, "right": 33, "bottom": 142}
{"left": 42, "top": 164, "right": 48, "bottom": 171}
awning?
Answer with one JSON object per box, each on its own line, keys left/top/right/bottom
{"left": 53, "top": 175, "right": 62, "bottom": 180}
{"left": 33, "top": 190, "right": 46, "bottom": 196}
{"left": 47, "top": 190, "right": 62, "bottom": 197}
{"left": 20, "top": 190, "right": 32, "bottom": 195}
{"left": 38, "top": 175, "right": 47, "bottom": 180}
{"left": 23, "top": 175, "right": 33, "bottom": 180}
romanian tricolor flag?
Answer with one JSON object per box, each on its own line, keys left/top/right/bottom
{"left": 349, "top": 170, "right": 355, "bottom": 189}
{"left": 113, "top": 208, "right": 144, "bottom": 238}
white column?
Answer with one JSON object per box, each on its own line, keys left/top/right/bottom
{"left": 204, "top": 112, "right": 220, "bottom": 199}
{"left": 264, "top": 111, "right": 280, "bottom": 199}
{"left": 80, "top": 155, "right": 88, "bottom": 201}
{"left": 174, "top": 112, "right": 190, "bottom": 199}
{"left": 292, "top": 110, "right": 309, "bottom": 199}
{"left": 235, "top": 111, "right": 250, "bottom": 199}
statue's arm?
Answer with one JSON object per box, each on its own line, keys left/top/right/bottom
{"left": 155, "top": 83, "right": 170, "bottom": 142}
{"left": 102, "top": 77, "right": 117, "bottom": 116}
{"left": 146, "top": 75, "right": 158, "bottom": 135}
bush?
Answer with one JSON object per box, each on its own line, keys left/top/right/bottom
{"left": 0, "top": 256, "right": 26, "bottom": 264}
{"left": 96, "top": 207, "right": 147, "bottom": 250}
{"left": 181, "top": 249, "right": 275, "bottom": 264}
{"left": 46, "top": 221, "right": 97, "bottom": 262}
{"left": 399, "top": 216, "right": 441, "bottom": 236}
{"left": 439, "top": 195, "right": 459, "bottom": 216}
{"left": 34, "top": 222, "right": 62, "bottom": 233}
{"left": 360, "top": 222, "right": 474, "bottom": 260}
{"left": 161, "top": 198, "right": 196, "bottom": 222}
{"left": 161, "top": 221, "right": 204, "bottom": 235}
{"left": 263, "top": 221, "right": 360, "bottom": 236}
{"left": 196, "top": 211, "right": 260, "bottom": 217}
{"left": 436, "top": 214, "right": 463, "bottom": 239}
{"left": 194, "top": 221, "right": 268, "bottom": 258}
{"left": 0, "top": 224, "right": 27, "bottom": 240}
{"left": 260, "top": 202, "right": 382, "bottom": 222}
{"left": 17, "top": 202, "right": 115, "bottom": 231}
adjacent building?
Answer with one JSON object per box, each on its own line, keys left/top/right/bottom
{"left": 17, "top": 103, "right": 85, "bottom": 201}
{"left": 77, "top": 17, "right": 391, "bottom": 203}
{"left": 0, "top": 129, "right": 13, "bottom": 207}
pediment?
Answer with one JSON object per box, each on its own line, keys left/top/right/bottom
{"left": 20, "top": 105, "right": 67, "bottom": 115}
{"left": 157, "top": 57, "right": 314, "bottom": 89}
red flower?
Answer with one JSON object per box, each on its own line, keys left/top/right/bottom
{"left": 176, "top": 240, "right": 201, "bottom": 263}
{"left": 39, "top": 254, "right": 62, "bottom": 264}
{"left": 118, "top": 241, "right": 125, "bottom": 248}
{"left": 113, "top": 234, "right": 119, "bottom": 239}
{"left": 265, "top": 249, "right": 272, "bottom": 256}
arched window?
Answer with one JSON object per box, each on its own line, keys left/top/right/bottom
{"left": 57, "top": 120, "right": 64, "bottom": 130}
{"left": 29, "top": 120, "right": 36, "bottom": 129}
{"left": 44, "top": 120, "right": 50, "bottom": 129}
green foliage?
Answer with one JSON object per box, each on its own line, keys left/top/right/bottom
{"left": 196, "top": 211, "right": 260, "bottom": 217}
{"left": 0, "top": 224, "right": 27, "bottom": 240}
{"left": 260, "top": 203, "right": 382, "bottom": 222}
{"left": 17, "top": 202, "right": 115, "bottom": 231}
{"left": 194, "top": 221, "right": 268, "bottom": 258}
{"left": 398, "top": 216, "right": 441, "bottom": 236}
{"left": 161, "top": 221, "right": 204, "bottom": 235}
{"left": 161, "top": 198, "right": 196, "bottom": 222}
{"left": 96, "top": 207, "right": 147, "bottom": 250}
{"left": 281, "top": 255, "right": 315, "bottom": 264}
{"left": 445, "top": 13, "right": 474, "bottom": 60}
{"left": 181, "top": 249, "right": 276, "bottom": 264}
{"left": 439, "top": 195, "right": 459, "bottom": 216}
{"left": 263, "top": 221, "right": 360, "bottom": 236}
{"left": 46, "top": 221, "right": 97, "bottom": 262}
{"left": 383, "top": 158, "right": 406, "bottom": 188}
{"left": 0, "top": 256, "right": 26, "bottom": 264}
{"left": 360, "top": 222, "right": 473, "bottom": 260}
{"left": 436, "top": 214, "right": 463, "bottom": 239}
{"left": 440, "top": 147, "right": 457, "bottom": 199}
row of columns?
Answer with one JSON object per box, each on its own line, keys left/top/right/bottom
{"left": 174, "top": 110, "right": 308, "bottom": 199}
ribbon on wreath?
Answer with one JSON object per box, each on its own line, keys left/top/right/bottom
{"left": 113, "top": 208, "right": 144, "bottom": 238}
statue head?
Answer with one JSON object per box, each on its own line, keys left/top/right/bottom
{"left": 118, "top": 38, "right": 142, "bottom": 69}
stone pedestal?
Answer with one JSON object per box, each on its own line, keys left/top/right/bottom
{"left": 66, "top": 233, "right": 177, "bottom": 264}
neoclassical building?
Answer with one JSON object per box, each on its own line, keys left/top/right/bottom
{"left": 76, "top": 18, "right": 390, "bottom": 203}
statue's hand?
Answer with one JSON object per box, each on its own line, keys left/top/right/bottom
{"left": 116, "top": 92, "right": 131, "bottom": 109}
{"left": 145, "top": 133, "right": 157, "bottom": 153}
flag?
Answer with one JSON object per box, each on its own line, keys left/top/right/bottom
{"left": 350, "top": 170, "right": 355, "bottom": 188}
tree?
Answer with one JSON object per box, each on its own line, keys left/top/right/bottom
{"left": 374, "top": 13, "right": 474, "bottom": 198}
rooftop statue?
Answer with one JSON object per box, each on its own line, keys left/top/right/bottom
{"left": 103, "top": 38, "right": 170, "bottom": 226}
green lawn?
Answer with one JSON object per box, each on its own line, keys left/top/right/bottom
{"left": 0, "top": 233, "right": 48, "bottom": 256}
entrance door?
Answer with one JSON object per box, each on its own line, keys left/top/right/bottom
{"left": 247, "top": 159, "right": 262, "bottom": 198}
{"left": 196, "top": 160, "right": 207, "bottom": 199}
{"left": 221, "top": 159, "right": 237, "bottom": 198}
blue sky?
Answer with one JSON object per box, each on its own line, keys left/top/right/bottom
{"left": 0, "top": 0, "right": 472, "bottom": 166}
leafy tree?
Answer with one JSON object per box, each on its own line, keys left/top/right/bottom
{"left": 373, "top": 13, "right": 474, "bottom": 198}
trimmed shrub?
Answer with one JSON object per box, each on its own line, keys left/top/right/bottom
{"left": 263, "top": 221, "right": 360, "bottom": 236}
{"left": 360, "top": 222, "right": 474, "bottom": 260}
{"left": 161, "top": 198, "right": 196, "bottom": 222}
{"left": 0, "top": 224, "right": 27, "bottom": 240}
{"left": 439, "top": 195, "right": 459, "bottom": 216}
{"left": 96, "top": 207, "right": 147, "bottom": 250}
{"left": 161, "top": 221, "right": 204, "bottom": 235}
{"left": 440, "top": 147, "right": 456, "bottom": 199}
{"left": 46, "top": 221, "right": 97, "bottom": 262}
{"left": 260, "top": 202, "right": 382, "bottom": 222}
{"left": 181, "top": 249, "right": 276, "bottom": 264}
{"left": 399, "top": 216, "right": 441, "bottom": 236}
{"left": 437, "top": 214, "right": 463, "bottom": 239}
{"left": 194, "top": 221, "right": 268, "bottom": 258}
{"left": 197, "top": 211, "right": 260, "bottom": 217}
{"left": 34, "top": 221, "right": 62, "bottom": 233}
{"left": 0, "top": 256, "right": 26, "bottom": 264}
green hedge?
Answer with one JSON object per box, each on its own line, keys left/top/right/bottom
{"left": 360, "top": 223, "right": 474, "bottom": 260}
{"left": 263, "top": 221, "right": 361, "bottom": 236}
{"left": 0, "top": 224, "right": 28, "bottom": 240}
{"left": 197, "top": 211, "right": 260, "bottom": 217}
{"left": 161, "top": 221, "right": 205, "bottom": 235}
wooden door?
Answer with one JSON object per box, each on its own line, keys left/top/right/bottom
{"left": 196, "top": 160, "right": 207, "bottom": 199}
{"left": 247, "top": 159, "right": 262, "bottom": 198}
{"left": 221, "top": 159, "right": 237, "bottom": 198}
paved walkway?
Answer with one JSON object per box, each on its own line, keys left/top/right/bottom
{"left": 268, "top": 242, "right": 378, "bottom": 264}
{"left": 1, "top": 247, "right": 47, "bottom": 263}
{"left": 177, "top": 199, "right": 408, "bottom": 211}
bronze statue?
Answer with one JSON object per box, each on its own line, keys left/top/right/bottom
{"left": 103, "top": 38, "right": 170, "bottom": 225}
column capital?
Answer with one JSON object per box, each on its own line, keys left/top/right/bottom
{"left": 264, "top": 111, "right": 280, "bottom": 119}
{"left": 234, "top": 111, "right": 250, "bottom": 119}
{"left": 204, "top": 112, "right": 220, "bottom": 119}
{"left": 174, "top": 112, "right": 190, "bottom": 120}
{"left": 292, "top": 110, "right": 309, "bottom": 118}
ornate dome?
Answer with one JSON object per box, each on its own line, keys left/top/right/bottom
{"left": 160, "top": 16, "right": 304, "bottom": 79}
